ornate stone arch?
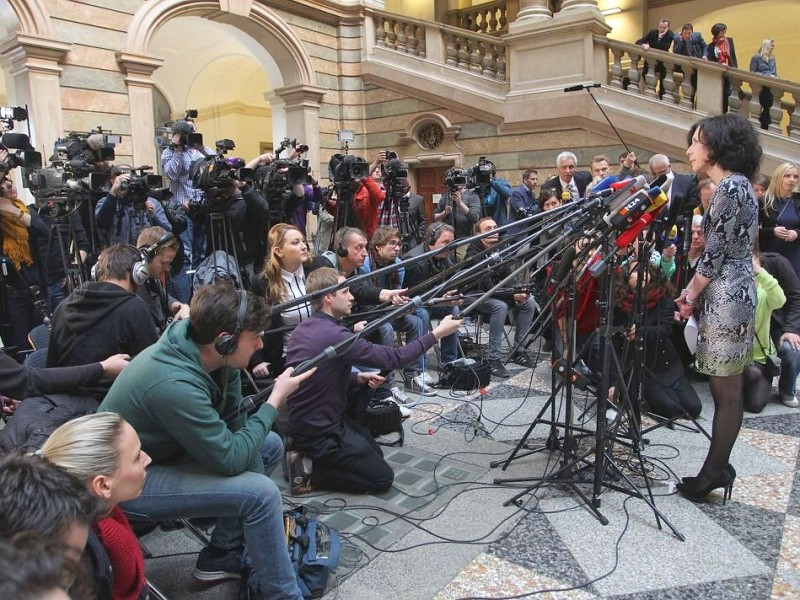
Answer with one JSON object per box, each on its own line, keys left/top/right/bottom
{"left": 3, "top": 0, "right": 54, "bottom": 37}
{"left": 120, "top": 0, "right": 324, "bottom": 167}
{"left": 125, "top": 0, "right": 316, "bottom": 88}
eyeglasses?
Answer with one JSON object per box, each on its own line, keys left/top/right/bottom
{"left": 382, "top": 241, "right": 401, "bottom": 248}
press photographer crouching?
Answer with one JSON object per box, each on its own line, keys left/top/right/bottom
{"left": 94, "top": 165, "right": 172, "bottom": 246}
{"left": 0, "top": 173, "right": 48, "bottom": 355}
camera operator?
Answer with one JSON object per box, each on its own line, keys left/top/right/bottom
{"left": 160, "top": 120, "right": 212, "bottom": 300}
{"left": 247, "top": 150, "right": 322, "bottom": 237}
{"left": 0, "top": 174, "right": 48, "bottom": 354}
{"left": 474, "top": 159, "right": 512, "bottom": 226}
{"left": 434, "top": 169, "right": 481, "bottom": 261}
{"left": 94, "top": 166, "right": 172, "bottom": 246}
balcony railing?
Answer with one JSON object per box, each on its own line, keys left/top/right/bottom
{"left": 444, "top": 0, "right": 518, "bottom": 36}
{"left": 600, "top": 37, "right": 800, "bottom": 140}
{"left": 372, "top": 10, "right": 507, "bottom": 82}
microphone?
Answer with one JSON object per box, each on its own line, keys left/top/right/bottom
{"left": 1, "top": 133, "right": 33, "bottom": 151}
{"left": 561, "top": 190, "right": 571, "bottom": 203}
{"left": 590, "top": 175, "right": 620, "bottom": 193}
{"left": 86, "top": 134, "right": 106, "bottom": 151}
{"left": 545, "top": 245, "right": 577, "bottom": 295}
{"left": 614, "top": 195, "right": 669, "bottom": 249}
{"left": 605, "top": 186, "right": 665, "bottom": 229}
{"left": 564, "top": 83, "right": 602, "bottom": 93}
{"left": 600, "top": 175, "right": 648, "bottom": 224}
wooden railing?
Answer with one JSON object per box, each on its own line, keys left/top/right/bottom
{"left": 372, "top": 11, "right": 508, "bottom": 81}
{"left": 600, "top": 37, "right": 800, "bottom": 140}
{"left": 445, "top": 0, "right": 518, "bottom": 36}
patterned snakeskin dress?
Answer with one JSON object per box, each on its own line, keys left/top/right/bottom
{"left": 695, "top": 173, "right": 757, "bottom": 376}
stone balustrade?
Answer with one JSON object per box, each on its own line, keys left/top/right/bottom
{"left": 445, "top": 0, "right": 514, "bottom": 36}
{"left": 372, "top": 10, "right": 507, "bottom": 81}
{"left": 601, "top": 38, "right": 800, "bottom": 140}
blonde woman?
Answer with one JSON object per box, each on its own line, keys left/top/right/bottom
{"left": 42, "top": 413, "right": 151, "bottom": 600}
{"left": 759, "top": 162, "right": 800, "bottom": 278}
{"left": 749, "top": 39, "right": 778, "bottom": 130}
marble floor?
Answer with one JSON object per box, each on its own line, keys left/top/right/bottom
{"left": 141, "top": 350, "right": 800, "bottom": 599}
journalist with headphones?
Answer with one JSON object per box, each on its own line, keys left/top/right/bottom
{"left": 47, "top": 244, "right": 158, "bottom": 394}
{"left": 134, "top": 226, "right": 189, "bottom": 333}
{"left": 99, "top": 280, "right": 315, "bottom": 599}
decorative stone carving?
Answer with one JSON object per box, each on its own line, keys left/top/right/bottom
{"left": 417, "top": 122, "right": 444, "bottom": 150}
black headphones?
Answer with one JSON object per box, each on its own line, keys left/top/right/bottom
{"left": 335, "top": 227, "right": 352, "bottom": 258}
{"left": 215, "top": 289, "right": 248, "bottom": 356}
{"left": 428, "top": 222, "right": 446, "bottom": 246}
{"left": 132, "top": 232, "right": 178, "bottom": 286}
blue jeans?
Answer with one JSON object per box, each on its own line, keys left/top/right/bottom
{"left": 476, "top": 297, "right": 536, "bottom": 361}
{"left": 379, "top": 310, "right": 427, "bottom": 378}
{"left": 778, "top": 340, "right": 800, "bottom": 398}
{"left": 120, "top": 432, "right": 301, "bottom": 600}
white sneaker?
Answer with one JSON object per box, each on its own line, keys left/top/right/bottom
{"left": 390, "top": 386, "right": 417, "bottom": 407}
{"left": 404, "top": 374, "right": 437, "bottom": 396}
{"left": 388, "top": 398, "right": 412, "bottom": 418}
{"left": 781, "top": 394, "right": 799, "bottom": 408}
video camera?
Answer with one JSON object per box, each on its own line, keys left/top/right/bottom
{"left": 381, "top": 149, "right": 408, "bottom": 182}
{"left": 330, "top": 154, "right": 369, "bottom": 184}
{"left": 88, "top": 166, "right": 167, "bottom": 212}
{"left": 50, "top": 130, "right": 118, "bottom": 179}
{"left": 276, "top": 137, "right": 309, "bottom": 158}
{"left": 0, "top": 107, "right": 42, "bottom": 173}
{"left": 444, "top": 167, "right": 469, "bottom": 191}
{"left": 466, "top": 156, "right": 494, "bottom": 190}
{"left": 155, "top": 109, "right": 204, "bottom": 150}
{"left": 187, "top": 139, "right": 253, "bottom": 219}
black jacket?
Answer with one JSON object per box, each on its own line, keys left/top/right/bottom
{"left": 404, "top": 242, "right": 454, "bottom": 292}
{"left": 463, "top": 239, "right": 519, "bottom": 304}
{"left": 0, "top": 206, "right": 48, "bottom": 290}
{"left": 541, "top": 172, "right": 593, "bottom": 200}
{"left": 48, "top": 281, "right": 158, "bottom": 370}
{"left": 0, "top": 350, "right": 103, "bottom": 400}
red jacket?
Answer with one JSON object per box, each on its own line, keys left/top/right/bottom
{"left": 353, "top": 178, "right": 385, "bottom": 238}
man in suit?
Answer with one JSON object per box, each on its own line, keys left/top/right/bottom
{"left": 672, "top": 23, "right": 707, "bottom": 105}
{"left": 509, "top": 168, "right": 538, "bottom": 225}
{"left": 707, "top": 22, "right": 738, "bottom": 113}
{"left": 636, "top": 18, "right": 674, "bottom": 99}
{"left": 649, "top": 154, "right": 698, "bottom": 253}
{"left": 541, "top": 152, "right": 592, "bottom": 202}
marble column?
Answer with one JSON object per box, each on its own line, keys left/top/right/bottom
{"left": 272, "top": 84, "right": 327, "bottom": 179}
{"left": 116, "top": 52, "right": 164, "bottom": 168}
{"left": 513, "top": 0, "right": 552, "bottom": 24}
{"left": 559, "top": 0, "right": 599, "bottom": 11}
{"left": 0, "top": 33, "right": 70, "bottom": 155}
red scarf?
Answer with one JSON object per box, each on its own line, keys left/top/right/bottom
{"left": 714, "top": 38, "right": 731, "bottom": 65}
{"left": 94, "top": 506, "right": 146, "bottom": 600}
{"left": 618, "top": 285, "right": 667, "bottom": 314}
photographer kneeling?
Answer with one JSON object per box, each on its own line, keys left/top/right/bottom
{"left": 95, "top": 166, "right": 172, "bottom": 246}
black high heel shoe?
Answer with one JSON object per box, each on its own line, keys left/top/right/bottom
{"left": 677, "top": 469, "right": 735, "bottom": 504}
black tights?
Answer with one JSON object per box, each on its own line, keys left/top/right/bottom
{"left": 698, "top": 374, "right": 744, "bottom": 480}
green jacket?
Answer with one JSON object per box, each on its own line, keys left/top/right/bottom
{"left": 753, "top": 269, "right": 786, "bottom": 363}
{"left": 99, "top": 319, "right": 276, "bottom": 476}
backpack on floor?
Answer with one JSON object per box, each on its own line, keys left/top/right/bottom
{"left": 285, "top": 506, "right": 341, "bottom": 598}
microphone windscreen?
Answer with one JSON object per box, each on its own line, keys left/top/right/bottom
{"left": 561, "top": 191, "right": 571, "bottom": 202}
{"left": 1, "top": 133, "right": 32, "bottom": 150}
{"left": 86, "top": 134, "right": 105, "bottom": 151}
{"left": 172, "top": 120, "right": 194, "bottom": 136}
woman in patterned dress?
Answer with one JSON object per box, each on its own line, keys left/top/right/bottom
{"left": 676, "top": 113, "right": 762, "bottom": 502}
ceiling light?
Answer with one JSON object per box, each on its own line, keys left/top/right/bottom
{"left": 601, "top": 7, "right": 622, "bottom": 16}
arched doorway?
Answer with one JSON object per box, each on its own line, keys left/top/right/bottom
{"left": 121, "top": 0, "right": 326, "bottom": 169}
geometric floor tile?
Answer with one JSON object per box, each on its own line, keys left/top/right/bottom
{"left": 734, "top": 472, "right": 795, "bottom": 513}
{"left": 779, "top": 514, "right": 800, "bottom": 577}
{"left": 433, "top": 553, "right": 598, "bottom": 599}
{"left": 739, "top": 427, "right": 800, "bottom": 469}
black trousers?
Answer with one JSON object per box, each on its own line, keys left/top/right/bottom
{"left": 297, "top": 419, "right": 394, "bottom": 494}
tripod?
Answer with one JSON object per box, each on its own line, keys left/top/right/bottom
{"left": 493, "top": 232, "right": 685, "bottom": 539}
{"left": 43, "top": 213, "right": 88, "bottom": 306}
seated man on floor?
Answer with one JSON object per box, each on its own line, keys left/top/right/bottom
{"left": 284, "top": 267, "right": 462, "bottom": 494}
{"left": 464, "top": 218, "right": 537, "bottom": 378}
{"left": 99, "top": 281, "right": 313, "bottom": 599}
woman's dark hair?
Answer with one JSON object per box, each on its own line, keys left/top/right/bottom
{"left": 538, "top": 188, "right": 556, "bottom": 212}
{"left": 188, "top": 281, "right": 271, "bottom": 344}
{"left": 710, "top": 23, "right": 726, "bottom": 38}
{"left": 688, "top": 114, "right": 762, "bottom": 180}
